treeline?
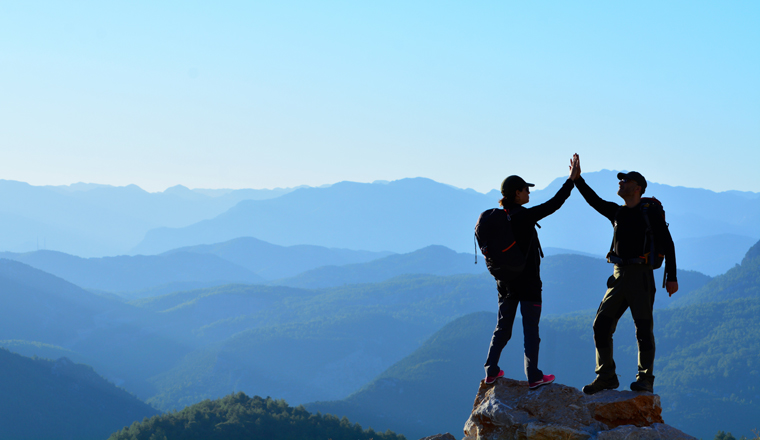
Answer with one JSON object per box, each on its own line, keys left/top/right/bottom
{"left": 108, "top": 392, "right": 406, "bottom": 440}
{"left": 715, "top": 431, "right": 760, "bottom": 440}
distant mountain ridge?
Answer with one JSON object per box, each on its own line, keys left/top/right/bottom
{"left": 0, "top": 238, "right": 394, "bottom": 296}
{"left": 163, "top": 236, "right": 392, "bottom": 280}
{"left": 274, "top": 244, "right": 486, "bottom": 288}
{"left": 0, "top": 179, "right": 300, "bottom": 256}
{"left": 132, "top": 177, "right": 496, "bottom": 255}
{"left": 131, "top": 172, "right": 760, "bottom": 275}
{"left": 1, "top": 173, "right": 758, "bottom": 273}
{"left": 0, "top": 250, "right": 265, "bottom": 294}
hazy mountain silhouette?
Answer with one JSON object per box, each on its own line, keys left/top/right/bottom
{"left": 0, "top": 348, "right": 159, "bottom": 440}
{"left": 162, "top": 236, "right": 392, "bottom": 280}
{"left": 131, "top": 177, "right": 497, "bottom": 255}
{"left": 274, "top": 244, "right": 486, "bottom": 288}
{"left": 0, "top": 179, "right": 300, "bottom": 257}
{"left": 0, "top": 249, "right": 265, "bottom": 294}
{"left": 0, "top": 259, "right": 195, "bottom": 397}
{"left": 273, "top": 245, "right": 710, "bottom": 305}
{"left": 131, "top": 172, "right": 760, "bottom": 275}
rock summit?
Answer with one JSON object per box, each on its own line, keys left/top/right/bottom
{"left": 463, "top": 378, "right": 695, "bottom": 440}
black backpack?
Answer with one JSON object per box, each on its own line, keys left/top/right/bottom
{"left": 640, "top": 197, "right": 668, "bottom": 269}
{"left": 474, "top": 208, "right": 528, "bottom": 281}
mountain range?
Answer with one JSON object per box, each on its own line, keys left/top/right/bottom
{"left": 2, "top": 172, "right": 758, "bottom": 276}
{"left": 131, "top": 171, "right": 760, "bottom": 276}
{"left": 0, "top": 179, "right": 299, "bottom": 257}
{"left": 0, "top": 237, "right": 757, "bottom": 438}
{"left": 0, "top": 241, "right": 714, "bottom": 414}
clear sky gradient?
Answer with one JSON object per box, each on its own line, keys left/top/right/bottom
{"left": 2, "top": 1, "right": 758, "bottom": 193}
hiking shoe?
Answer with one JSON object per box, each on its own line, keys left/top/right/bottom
{"left": 484, "top": 370, "right": 504, "bottom": 384}
{"left": 630, "top": 380, "right": 653, "bottom": 393}
{"left": 582, "top": 376, "right": 619, "bottom": 395}
{"left": 529, "top": 374, "right": 555, "bottom": 389}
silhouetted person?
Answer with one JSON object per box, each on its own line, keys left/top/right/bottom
{"left": 573, "top": 158, "right": 678, "bottom": 394}
{"left": 483, "top": 155, "right": 580, "bottom": 388}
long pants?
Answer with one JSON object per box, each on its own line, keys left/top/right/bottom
{"left": 593, "top": 264, "right": 656, "bottom": 383}
{"left": 484, "top": 296, "right": 543, "bottom": 383}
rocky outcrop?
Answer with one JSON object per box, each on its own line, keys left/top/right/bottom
{"left": 463, "top": 378, "right": 695, "bottom": 440}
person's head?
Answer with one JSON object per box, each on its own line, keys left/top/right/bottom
{"left": 617, "top": 171, "right": 647, "bottom": 199}
{"left": 499, "top": 175, "right": 535, "bottom": 206}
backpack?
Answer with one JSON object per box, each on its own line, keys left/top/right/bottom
{"left": 608, "top": 197, "right": 668, "bottom": 269}
{"left": 474, "top": 208, "right": 528, "bottom": 281}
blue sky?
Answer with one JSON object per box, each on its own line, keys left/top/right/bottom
{"left": 1, "top": 1, "right": 758, "bottom": 193}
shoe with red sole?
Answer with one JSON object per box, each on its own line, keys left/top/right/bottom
{"left": 484, "top": 370, "right": 504, "bottom": 384}
{"left": 529, "top": 374, "right": 555, "bottom": 389}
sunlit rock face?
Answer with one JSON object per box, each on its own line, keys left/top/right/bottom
{"left": 462, "top": 378, "right": 695, "bottom": 440}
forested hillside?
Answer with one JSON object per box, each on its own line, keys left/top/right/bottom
{"left": 307, "top": 241, "right": 760, "bottom": 440}
{"left": 0, "top": 247, "right": 714, "bottom": 414}
{"left": 0, "top": 348, "right": 158, "bottom": 440}
{"left": 672, "top": 239, "right": 760, "bottom": 307}
{"left": 107, "top": 392, "right": 404, "bottom": 440}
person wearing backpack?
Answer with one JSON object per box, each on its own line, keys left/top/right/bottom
{"left": 481, "top": 154, "right": 580, "bottom": 388}
{"left": 573, "top": 159, "right": 678, "bottom": 394}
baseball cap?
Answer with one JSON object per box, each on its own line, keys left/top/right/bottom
{"left": 617, "top": 171, "right": 647, "bottom": 193}
{"left": 501, "top": 175, "right": 535, "bottom": 196}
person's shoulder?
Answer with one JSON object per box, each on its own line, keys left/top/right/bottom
{"left": 506, "top": 204, "right": 528, "bottom": 216}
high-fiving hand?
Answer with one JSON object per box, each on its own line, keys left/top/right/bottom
{"left": 569, "top": 153, "right": 581, "bottom": 180}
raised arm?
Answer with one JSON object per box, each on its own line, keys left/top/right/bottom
{"left": 574, "top": 175, "right": 619, "bottom": 223}
{"left": 522, "top": 155, "right": 579, "bottom": 223}
{"left": 523, "top": 179, "right": 575, "bottom": 223}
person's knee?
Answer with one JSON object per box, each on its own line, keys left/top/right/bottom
{"left": 492, "top": 326, "right": 513, "bottom": 345}
{"left": 593, "top": 315, "right": 615, "bottom": 348}
{"left": 634, "top": 319, "right": 654, "bottom": 351}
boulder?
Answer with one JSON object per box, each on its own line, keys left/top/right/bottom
{"left": 463, "top": 378, "right": 695, "bottom": 440}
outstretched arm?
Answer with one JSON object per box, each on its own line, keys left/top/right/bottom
{"left": 522, "top": 156, "right": 578, "bottom": 223}
{"left": 573, "top": 156, "right": 618, "bottom": 222}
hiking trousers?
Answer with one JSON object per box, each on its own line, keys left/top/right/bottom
{"left": 593, "top": 264, "right": 656, "bottom": 383}
{"left": 484, "top": 296, "right": 543, "bottom": 383}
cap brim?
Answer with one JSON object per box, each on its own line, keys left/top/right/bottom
{"left": 526, "top": 182, "right": 535, "bottom": 187}
{"left": 616, "top": 172, "right": 627, "bottom": 180}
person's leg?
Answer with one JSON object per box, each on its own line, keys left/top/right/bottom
{"left": 484, "top": 295, "right": 519, "bottom": 377}
{"left": 627, "top": 267, "right": 656, "bottom": 385}
{"left": 520, "top": 300, "right": 544, "bottom": 383}
{"left": 593, "top": 266, "right": 629, "bottom": 380}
